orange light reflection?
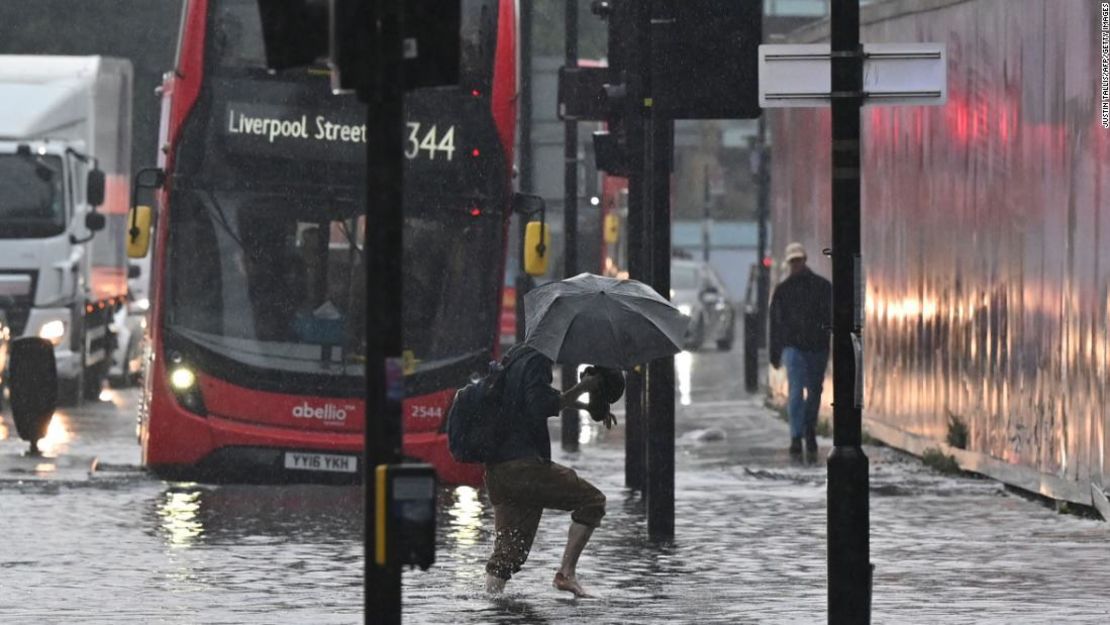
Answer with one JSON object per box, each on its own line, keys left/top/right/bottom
{"left": 36, "top": 413, "right": 72, "bottom": 457}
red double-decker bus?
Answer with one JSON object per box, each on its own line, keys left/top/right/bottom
{"left": 133, "top": 0, "right": 517, "bottom": 484}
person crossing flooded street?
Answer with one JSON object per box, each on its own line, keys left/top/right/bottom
{"left": 480, "top": 273, "right": 673, "bottom": 597}
{"left": 482, "top": 344, "right": 623, "bottom": 598}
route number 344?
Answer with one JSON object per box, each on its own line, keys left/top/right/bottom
{"left": 405, "top": 123, "right": 456, "bottom": 161}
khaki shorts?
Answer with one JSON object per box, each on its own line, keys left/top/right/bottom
{"left": 484, "top": 457, "right": 606, "bottom": 580}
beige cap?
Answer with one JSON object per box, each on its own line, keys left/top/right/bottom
{"left": 784, "top": 242, "right": 807, "bottom": 262}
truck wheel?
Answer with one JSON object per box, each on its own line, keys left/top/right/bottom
{"left": 57, "top": 369, "right": 85, "bottom": 407}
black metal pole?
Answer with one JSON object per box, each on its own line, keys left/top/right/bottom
{"left": 645, "top": 116, "right": 675, "bottom": 542}
{"left": 561, "top": 0, "right": 580, "bottom": 452}
{"left": 755, "top": 116, "right": 770, "bottom": 349}
{"left": 623, "top": 0, "right": 648, "bottom": 492}
{"left": 702, "top": 164, "right": 711, "bottom": 262}
{"left": 366, "top": 0, "right": 404, "bottom": 623}
{"left": 516, "top": 0, "right": 534, "bottom": 344}
{"left": 827, "top": 1, "right": 870, "bottom": 623}
{"left": 644, "top": 0, "right": 675, "bottom": 542}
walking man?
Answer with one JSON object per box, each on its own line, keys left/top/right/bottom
{"left": 483, "top": 345, "right": 613, "bottom": 598}
{"left": 769, "top": 242, "right": 832, "bottom": 457}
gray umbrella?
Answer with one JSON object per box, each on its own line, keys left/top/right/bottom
{"left": 523, "top": 273, "right": 689, "bottom": 369}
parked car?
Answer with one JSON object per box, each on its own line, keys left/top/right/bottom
{"left": 108, "top": 304, "right": 145, "bottom": 388}
{"left": 108, "top": 260, "right": 150, "bottom": 388}
{"left": 671, "top": 259, "right": 736, "bottom": 351}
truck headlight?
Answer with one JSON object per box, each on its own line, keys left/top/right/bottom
{"left": 39, "top": 319, "right": 67, "bottom": 346}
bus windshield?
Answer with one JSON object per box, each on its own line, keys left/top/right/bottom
{"left": 166, "top": 188, "right": 365, "bottom": 376}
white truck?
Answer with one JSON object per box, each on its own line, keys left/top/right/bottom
{"left": 0, "top": 56, "right": 132, "bottom": 404}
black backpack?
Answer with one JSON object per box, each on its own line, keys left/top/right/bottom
{"left": 445, "top": 348, "right": 524, "bottom": 463}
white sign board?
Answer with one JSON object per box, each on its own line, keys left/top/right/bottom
{"left": 758, "top": 43, "right": 947, "bottom": 108}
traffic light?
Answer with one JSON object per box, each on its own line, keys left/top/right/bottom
{"left": 591, "top": 0, "right": 632, "bottom": 176}
{"left": 559, "top": 0, "right": 634, "bottom": 176}
{"left": 256, "top": 0, "right": 461, "bottom": 95}
{"left": 328, "top": 0, "right": 462, "bottom": 96}
{"left": 650, "top": 0, "right": 762, "bottom": 120}
{"left": 556, "top": 58, "right": 630, "bottom": 176}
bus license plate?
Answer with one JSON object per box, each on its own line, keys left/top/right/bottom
{"left": 284, "top": 452, "right": 357, "bottom": 474}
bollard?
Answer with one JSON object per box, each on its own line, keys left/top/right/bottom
{"left": 9, "top": 337, "right": 58, "bottom": 455}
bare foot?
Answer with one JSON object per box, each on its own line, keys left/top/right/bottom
{"left": 553, "top": 571, "right": 590, "bottom": 598}
{"left": 485, "top": 574, "right": 506, "bottom": 594}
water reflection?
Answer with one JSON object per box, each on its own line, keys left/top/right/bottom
{"left": 99, "top": 387, "right": 127, "bottom": 407}
{"left": 447, "top": 485, "right": 484, "bottom": 547}
{"left": 676, "top": 350, "right": 693, "bottom": 406}
{"left": 578, "top": 413, "right": 603, "bottom": 446}
{"left": 150, "top": 484, "right": 363, "bottom": 548}
{"left": 158, "top": 487, "right": 205, "bottom": 548}
{"left": 438, "top": 485, "right": 492, "bottom": 591}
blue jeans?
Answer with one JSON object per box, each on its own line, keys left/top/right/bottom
{"left": 783, "top": 347, "right": 829, "bottom": 439}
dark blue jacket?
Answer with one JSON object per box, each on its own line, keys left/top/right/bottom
{"left": 486, "top": 346, "right": 562, "bottom": 464}
{"left": 769, "top": 268, "right": 832, "bottom": 366}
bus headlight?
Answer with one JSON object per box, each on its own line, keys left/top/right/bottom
{"left": 170, "top": 367, "right": 196, "bottom": 390}
{"left": 39, "top": 319, "right": 67, "bottom": 346}
{"left": 168, "top": 365, "right": 206, "bottom": 416}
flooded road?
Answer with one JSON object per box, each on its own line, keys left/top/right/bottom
{"left": 0, "top": 481, "right": 362, "bottom": 624}
{"left": 1, "top": 349, "right": 1108, "bottom": 624}
{"left": 0, "top": 391, "right": 362, "bottom": 624}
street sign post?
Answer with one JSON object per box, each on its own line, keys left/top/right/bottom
{"left": 759, "top": 22, "right": 947, "bottom": 625}
{"left": 758, "top": 43, "right": 946, "bottom": 108}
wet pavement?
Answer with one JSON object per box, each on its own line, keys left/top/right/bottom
{"left": 0, "top": 350, "right": 1108, "bottom": 624}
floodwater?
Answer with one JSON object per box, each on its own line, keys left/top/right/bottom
{"left": 1, "top": 350, "right": 1108, "bottom": 624}
{"left": 408, "top": 411, "right": 1109, "bottom": 624}
{"left": 0, "top": 391, "right": 363, "bottom": 625}
{"left": 0, "top": 480, "right": 362, "bottom": 624}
